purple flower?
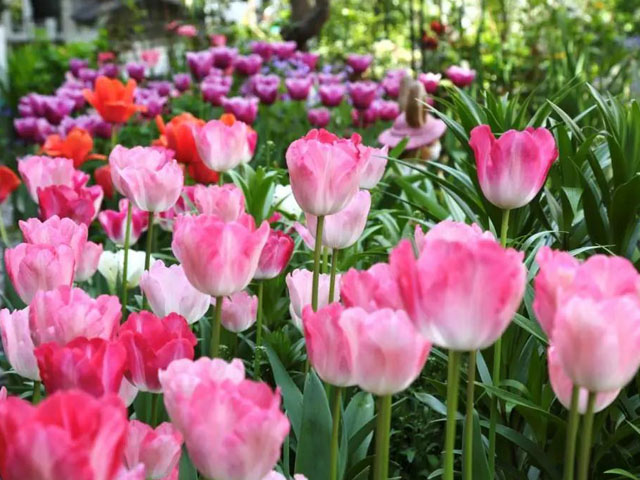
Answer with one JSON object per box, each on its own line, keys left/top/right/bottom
{"left": 43, "top": 96, "right": 75, "bottom": 125}
{"left": 234, "top": 54, "right": 263, "bottom": 76}
{"left": 307, "top": 107, "right": 330, "bottom": 128}
{"left": 346, "top": 54, "right": 373, "bottom": 74}
{"left": 295, "top": 52, "right": 319, "bottom": 71}
{"left": 186, "top": 51, "right": 214, "bottom": 80}
{"left": 250, "top": 41, "right": 273, "bottom": 61}
{"left": 126, "top": 62, "right": 146, "bottom": 82}
{"left": 348, "top": 81, "right": 378, "bottom": 110}
{"left": 14, "top": 117, "right": 56, "bottom": 143}
{"left": 318, "top": 84, "right": 345, "bottom": 107}
{"left": 173, "top": 73, "right": 191, "bottom": 92}
{"left": 201, "top": 80, "right": 231, "bottom": 106}
{"left": 148, "top": 81, "right": 173, "bottom": 97}
{"left": 98, "top": 63, "right": 120, "bottom": 78}
{"left": 78, "top": 68, "right": 99, "bottom": 85}
{"left": 135, "top": 88, "right": 167, "bottom": 118}
{"left": 221, "top": 96, "right": 258, "bottom": 124}
{"left": 373, "top": 99, "right": 400, "bottom": 121}
{"left": 271, "top": 41, "right": 297, "bottom": 59}
{"left": 69, "top": 58, "right": 89, "bottom": 78}
{"left": 285, "top": 76, "right": 313, "bottom": 101}
{"left": 211, "top": 46, "right": 237, "bottom": 69}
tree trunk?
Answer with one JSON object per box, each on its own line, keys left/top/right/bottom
{"left": 282, "top": 0, "right": 331, "bottom": 50}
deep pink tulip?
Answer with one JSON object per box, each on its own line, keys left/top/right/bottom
{"left": 469, "top": 125, "right": 558, "bottom": 209}
{"left": 346, "top": 54, "right": 373, "bottom": 74}
{"left": 99, "top": 199, "right": 150, "bottom": 246}
{"left": 285, "top": 129, "right": 362, "bottom": 216}
{"left": 201, "top": 80, "right": 230, "bottom": 106}
{"left": 296, "top": 51, "right": 319, "bottom": 70}
{"left": 29, "top": 286, "right": 121, "bottom": 346}
{"left": 34, "top": 337, "right": 127, "bottom": 397}
{"left": 139, "top": 260, "right": 211, "bottom": 325}
{"left": 172, "top": 214, "right": 269, "bottom": 297}
{"left": 418, "top": 72, "right": 441, "bottom": 93}
{"left": 0, "top": 307, "right": 39, "bottom": 380}
{"left": 285, "top": 76, "right": 313, "bottom": 100}
{"left": 194, "top": 118, "right": 256, "bottom": 172}
{"left": 547, "top": 345, "right": 619, "bottom": 413}
{"left": 109, "top": 145, "right": 184, "bottom": 212}
{"left": 159, "top": 358, "right": 289, "bottom": 480}
{"left": 358, "top": 145, "right": 388, "bottom": 189}
{"left": 286, "top": 269, "right": 339, "bottom": 329}
{"left": 375, "top": 100, "right": 400, "bottom": 121}
{"left": 302, "top": 303, "right": 357, "bottom": 386}
{"left": 221, "top": 96, "right": 259, "bottom": 124}
{"left": 318, "top": 84, "right": 345, "bottom": 107}
{"left": 234, "top": 54, "right": 263, "bottom": 76}
{"left": 193, "top": 184, "right": 246, "bottom": 220}
{"left": 391, "top": 221, "right": 526, "bottom": 350}
{"left": 382, "top": 76, "right": 401, "bottom": 98}
{"left": 348, "top": 81, "right": 378, "bottom": 110}
{"left": 272, "top": 41, "right": 297, "bottom": 59}
{"left": 0, "top": 391, "right": 127, "bottom": 480}
{"left": 445, "top": 65, "right": 476, "bottom": 87}
{"left": 213, "top": 291, "right": 258, "bottom": 333}
{"left": 254, "top": 81, "right": 279, "bottom": 104}
{"left": 38, "top": 181, "right": 104, "bottom": 226}
{"left": 341, "top": 263, "right": 403, "bottom": 312}
{"left": 124, "top": 420, "right": 183, "bottom": 480}
{"left": 254, "top": 229, "right": 294, "bottom": 280}
{"left": 118, "top": 311, "right": 196, "bottom": 393}
{"left": 18, "top": 156, "right": 77, "bottom": 202}
{"left": 343, "top": 307, "right": 430, "bottom": 395}
{"left": 307, "top": 107, "right": 331, "bottom": 128}
{"left": 5, "top": 243, "right": 75, "bottom": 303}
{"left": 211, "top": 46, "right": 237, "bottom": 69}
{"left": 186, "top": 51, "right": 213, "bottom": 80}
{"left": 173, "top": 73, "right": 191, "bottom": 92}
{"left": 250, "top": 41, "right": 273, "bottom": 60}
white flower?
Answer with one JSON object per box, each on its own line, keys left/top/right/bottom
{"left": 273, "top": 184, "right": 302, "bottom": 218}
{"left": 98, "top": 249, "right": 155, "bottom": 292}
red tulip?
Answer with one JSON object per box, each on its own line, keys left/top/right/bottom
{"left": 0, "top": 166, "right": 20, "bottom": 204}
{"left": 254, "top": 229, "right": 294, "bottom": 280}
{"left": 83, "top": 76, "right": 143, "bottom": 124}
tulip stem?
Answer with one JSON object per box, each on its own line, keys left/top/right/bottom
{"left": 121, "top": 201, "right": 133, "bottom": 319}
{"left": 142, "top": 211, "right": 155, "bottom": 310}
{"left": 0, "top": 212, "right": 8, "bottom": 246}
{"left": 464, "top": 350, "right": 477, "bottom": 480}
{"left": 311, "top": 216, "right": 325, "bottom": 311}
{"left": 577, "top": 391, "right": 596, "bottom": 480}
{"left": 150, "top": 393, "right": 160, "bottom": 427}
{"left": 489, "top": 208, "right": 510, "bottom": 476}
{"left": 374, "top": 394, "right": 392, "bottom": 480}
{"left": 329, "top": 386, "right": 343, "bottom": 480}
{"left": 32, "top": 380, "right": 41, "bottom": 404}
{"left": 444, "top": 350, "right": 462, "bottom": 480}
{"left": 254, "top": 281, "right": 264, "bottom": 379}
{"left": 218, "top": 171, "right": 224, "bottom": 186}
{"left": 328, "top": 249, "right": 339, "bottom": 302}
{"left": 210, "top": 296, "right": 223, "bottom": 357}
{"left": 563, "top": 385, "right": 581, "bottom": 480}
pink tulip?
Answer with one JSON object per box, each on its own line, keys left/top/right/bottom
{"left": 0, "top": 391, "right": 127, "bottom": 480}
{"left": 469, "top": 125, "right": 558, "bottom": 210}
{"left": 357, "top": 145, "right": 388, "bottom": 189}
{"left": 547, "top": 345, "right": 619, "bottom": 413}
{"left": 302, "top": 303, "right": 357, "bottom": 386}
{"left": 553, "top": 294, "right": 640, "bottom": 392}
{"left": 34, "top": 337, "right": 127, "bottom": 397}
{"left": 29, "top": 286, "right": 121, "bottom": 346}
{"left": 213, "top": 291, "right": 258, "bottom": 333}
{"left": 254, "top": 229, "right": 294, "bottom": 280}
{"left": 221, "top": 97, "right": 259, "bottom": 124}
{"left": 116, "top": 464, "right": 147, "bottom": 480}
{"left": 158, "top": 358, "right": 289, "bottom": 480}
{"left": 263, "top": 473, "right": 307, "bottom": 480}
{"left": 340, "top": 263, "right": 403, "bottom": 312}
{"left": 286, "top": 269, "right": 339, "bottom": 329}
{"left": 445, "top": 66, "right": 476, "bottom": 87}
{"left": 38, "top": 182, "right": 104, "bottom": 226}
{"left": 193, "top": 117, "right": 256, "bottom": 172}
{"left": 307, "top": 107, "right": 331, "bottom": 128}
{"left": 418, "top": 72, "right": 441, "bottom": 93}
{"left": 109, "top": 145, "right": 184, "bottom": 212}
{"left": 75, "top": 241, "right": 102, "bottom": 282}
{"left": 157, "top": 186, "right": 197, "bottom": 231}
{"left": 285, "top": 129, "right": 363, "bottom": 216}
{"left": 193, "top": 184, "right": 246, "bottom": 221}
{"left": 176, "top": 24, "right": 197, "bottom": 37}
{"left": 299, "top": 190, "right": 371, "bottom": 250}
{"left": 343, "top": 307, "right": 430, "bottom": 395}
{"left": 124, "top": 420, "right": 183, "bottom": 480}
{"left": 0, "top": 307, "right": 39, "bottom": 380}
{"left": 391, "top": 221, "right": 526, "bottom": 350}
{"left": 172, "top": 214, "right": 269, "bottom": 297}
{"left": 5, "top": 243, "right": 75, "bottom": 303}
{"left": 118, "top": 311, "right": 197, "bottom": 393}
{"left": 139, "top": 260, "right": 211, "bottom": 325}
{"left": 99, "top": 199, "right": 150, "bottom": 246}
{"left": 285, "top": 76, "right": 313, "bottom": 100}
{"left": 18, "top": 155, "right": 76, "bottom": 202}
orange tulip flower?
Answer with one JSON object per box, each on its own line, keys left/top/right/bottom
{"left": 0, "top": 166, "right": 20, "bottom": 204}
{"left": 155, "top": 113, "right": 204, "bottom": 164}
{"left": 41, "top": 128, "right": 106, "bottom": 168}
{"left": 83, "top": 76, "right": 143, "bottom": 124}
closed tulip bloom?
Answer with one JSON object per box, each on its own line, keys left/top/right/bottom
{"left": 318, "top": 84, "right": 345, "bottom": 107}
{"left": 29, "top": 286, "right": 121, "bottom": 346}
{"left": 285, "top": 76, "right": 313, "bottom": 100}
{"left": 307, "top": 108, "right": 330, "bottom": 128}
{"left": 234, "top": 54, "right": 263, "bottom": 76}
{"left": 346, "top": 54, "right": 373, "bottom": 74}
{"left": 193, "top": 183, "right": 246, "bottom": 220}
{"left": 172, "top": 214, "right": 269, "bottom": 297}
{"left": 38, "top": 182, "right": 104, "bottom": 226}
{"left": 553, "top": 294, "right": 640, "bottom": 392}
{"left": 194, "top": 114, "right": 257, "bottom": 172}
{"left": 0, "top": 307, "right": 40, "bottom": 380}
{"left": 286, "top": 269, "right": 339, "bottom": 329}
{"left": 5, "top": 243, "right": 75, "bottom": 303}
{"left": 75, "top": 241, "right": 103, "bottom": 282}
{"left": 391, "top": 221, "right": 526, "bottom": 351}
{"left": 348, "top": 81, "right": 378, "bottom": 110}
{"left": 0, "top": 391, "right": 128, "bottom": 480}
{"left": 94, "top": 165, "right": 114, "bottom": 198}
{"left": 358, "top": 145, "right": 388, "bottom": 189}
{"left": 83, "top": 76, "right": 143, "bottom": 124}
{"left": 213, "top": 291, "right": 258, "bottom": 333}
{"left": 547, "top": 345, "right": 619, "bottom": 414}
{"left": 418, "top": 72, "right": 441, "bottom": 93}
{"left": 254, "top": 229, "right": 294, "bottom": 280}
{"left": 221, "top": 97, "right": 259, "bottom": 124}
{"left": 285, "top": 129, "right": 362, "bottom": 216}
{"left": 109, "top": 145, "right": 184, "bottom": 212}
{"left": 302, "top": 303, "right": 356, "bottom": 386}
{"left": 158, "top": 113, "right": 204, "bottom": 165}
{"left": 116, "top": 464, "right": 147, "bottom": 480}
{"left": 343, "top": 307, "right": 430, "bottom": 395}
{"left": 34, "top": 337, "right": 127, "bottom": 397}
{"left": 124, "top": 421, "right": 183, "bottom": 480}
{"left": 140, "top": 261, "right": 211, "bottom": 325}
{"left": 99, "top": 199, "right": 150, "bottom": 247}
{"left": 18, "top": 155, "right": 76, "bottom": 202}
{"left": 19, "top": 215, "right": 87, "bottom": 262}
{"left": 301, "top": 190, "right": 371, "bottom": 250}
{"left": 445, "top": 66, "right": 476, "bottom": 87}
{"left": 98, "top": 249, "right": 153, "bottom": 292}
{"left": 118, "top": 312, "right": 197, "bottom": 393}
{"left": 469, "top": 125, "right": 558, "bottom": 210}
{"left": 341, "top": 263, "right": 403, "bottom": 312}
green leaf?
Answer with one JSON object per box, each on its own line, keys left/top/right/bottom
{"left": 344, "top": 392, "right": 375, "bottom": 467}
{"left": 609, "top": 174, "right": 640, "bottom": 257}
{"left": 462, "top": 410, "right": 491, "bottom": 480}
{"left": 604, "top": 469, "right": 640, "bottom": 480}
{"left": 265, "top": 345, "right": 303, "bottom": 439}
{"left": 179, "top": 447, "right": 198, "bottom": 480}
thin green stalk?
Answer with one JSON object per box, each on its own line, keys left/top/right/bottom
{"left": 121, "top": 201, "right": 133, "bottom": 319}
{"left": 110, "top": 126, "right": 119, "bottom": 149}
{"left": 328, "top": 249, "right": 338, "bottom": 302}
{"left": 254, "top": 282, "right": 264, "bottom": 378}
{"left": 489, "top": 208, "right": 510, "bottom": 476}
{"left": 150, "top": 393, "right": 160, "bottom": 427}
{"left": 0, "top": 212, "right": 9, "bottom": 246}
{"left": 218, "top": 171, "right": 224, "bottom": 186}
{"left": 444, "top": 350, "right": 462, "bottom": 480}
{"left": 210, "top": 296, "right": 223, "bottom": 357}
{"left": 32, "top": 380, "right": 41, "bottom": 404}
{"left": 464, "top": 350, "right": 477, "bottom": 480}
{"left": 329, "top": 386, "right": 343, "bottom": 480}
{"left": 322, "top": 247, "right": 329, "bottom": 274}
{"left": 563, "top": 386, "right": 581, "bottom": 480}
{"left": 142, "top": 211, "right": 155, "bottom": 310}
{"left": 577, "top": 392, "right": 596, "bottom": 480}
{"left": 311, "top": 216, "right": 325, "bottom": 311}
{"left": 374, "top": 394, "right": 393, "bottom": 480}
